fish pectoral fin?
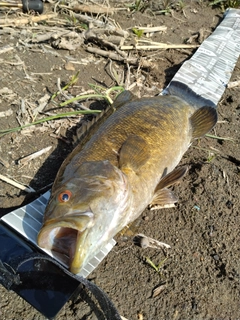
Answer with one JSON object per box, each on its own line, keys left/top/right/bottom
{"left": 190, "top": 106, "right": 218, "bottom": 139}
{"left": 119, "top": 135, "right": 150, "bottom": 172}
{"left": 149, "top": 188, "right": 178, "bottom": 210}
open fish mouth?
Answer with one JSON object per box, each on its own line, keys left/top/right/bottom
{"left": 37, "top": 213, "right": 93, "bottom": 273}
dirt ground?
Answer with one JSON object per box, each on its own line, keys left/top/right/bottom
{"left": 0, "top": 1, "right": 240, "bottom": 319}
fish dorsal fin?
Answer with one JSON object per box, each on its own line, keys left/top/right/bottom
{"left": 113, "top": 90, "right": 137, "bottom": 109}
{"left": 119, "top": 135, "right": 150, "bottom": 172}
{"left": 149, "top": 166, "right": 188, "bottom": 209}
{"left": 190, "top": 106, "right": 218, "bottom": 139}
{"left": 73, "top": 110, "right": 108, "bottom": 147}
{"left": 73, "top": 90, "right": 136, "bottom": 147}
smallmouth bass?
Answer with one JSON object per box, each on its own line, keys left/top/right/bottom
{"left": 38, "top": 83, "right": 217, "bottom": 274}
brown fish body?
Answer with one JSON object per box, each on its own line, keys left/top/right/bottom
{"left": 56, "top": 96, "right": 208, "bottom": 221}
{"left": 38, "top": 91, "right": 217, "bottom": 273}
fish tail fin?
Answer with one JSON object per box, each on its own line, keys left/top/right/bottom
{"left": 190, "top": 106, "right": 218, "bottom": 138}
{"left": 164, "top": 81, "right": 217, "bottom": 109}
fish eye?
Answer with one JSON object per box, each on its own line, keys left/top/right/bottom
{"left": 58, "top": 190, "right": 72, "bottom": 203}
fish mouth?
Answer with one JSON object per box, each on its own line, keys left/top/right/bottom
{"left": 37, "top": 212, "right": 93, "bottom": 274}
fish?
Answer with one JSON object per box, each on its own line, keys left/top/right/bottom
{"left": 37, "top": 82, "right": 217, "bottom": 274}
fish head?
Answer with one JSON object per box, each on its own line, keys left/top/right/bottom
{"left": 37, "top": 160, "right": 129, "bottom": 274}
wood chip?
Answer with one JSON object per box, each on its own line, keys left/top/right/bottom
{"left": 152, "top": 284, "right": 167, "bottom": 298}
{"left": 135, "top": 26, "right": 167, "bottom": 33}
{"left": 0, "top": 88, "right": 14, "bottom": 95}
{"left": 0, "top": 109, "right": 13, "bottom": 117}
{"left": 227, "top": 79, "right": 240, "bottom": 88}
{"left": 135, "top": 234, "right": 171, "bottom": 249}
{"left": 65, "top": 62, "right": 75, "bottom": 71}
{"left": 138, "top": 313, "right": 144, "bottom": 320}
{"left": 33, "top": 93, "right": 51, "bottom": 115}
{"left": 0, "top": 45, "right": 14, "bottom": 54}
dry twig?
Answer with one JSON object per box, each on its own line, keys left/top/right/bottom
{"left": 121, "top": 43, "right": 199, "bottom": 50}
{"left": 17, "top": 146, "right": 52, "bottom": 165}
{"left": 86, "top": 47, "right": 155, "bottom": 68}
{"left": 134, "top": 234, "right": 171, "bottom": 249}
{"left": 0, "top": 13, "right": 57, "bottom": 27}
{"left": 0, "top": 174, "right": 35, "bottom": 193}
{"left": 70, "top": 12, "right": 129, "bottom": 38}
{"left": 0, "top": 45, "right": 14, "bottom": 54}
{"left": 59, "top": 3, "right": 124, "bottom": 15}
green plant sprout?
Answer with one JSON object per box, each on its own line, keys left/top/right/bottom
{"left": 207, "top": 152, "right": 216, "bottom": 163}
{"left": 145, "top": 257, "right": 168, "bottom": 274}
{"left": 209, "top": 0, "right": 240, "bottom": 10}
{"left": 175, "top": 0, "right": 186, "bottom": 14}
{"left": 0, "top": 110, "right": 101, "bottom": 137}
{"left": 60, "top": 84, "right": 124, "bottom": 107}
{"left": 132, "top": 27, "right": 144, "bottom": 39}
{"left": 127, "top": 0, "right": 149, "bottom": 12}
{"left": 0, "top": 78, "right": 124, "bottom": 137}
{"left": 51, "top": 72, "right": 80, "bottom": 100}
{"left": 205, "top": 133, "right": 234, "bottom": 142}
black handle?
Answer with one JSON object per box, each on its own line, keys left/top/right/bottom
{"left": 22, "top": 0, "right": 43, "bottom": 14}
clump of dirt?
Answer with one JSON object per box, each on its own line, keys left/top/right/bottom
{"left": 0, "top": 1, "right": 239, "bottom": 319}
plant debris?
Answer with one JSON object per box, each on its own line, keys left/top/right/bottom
{"left": 134, "top": 234, "right": 171, "bottom": 249}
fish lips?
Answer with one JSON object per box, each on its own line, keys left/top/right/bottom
{"left": 37, "top": 211, "right": 94, "bottom": 273}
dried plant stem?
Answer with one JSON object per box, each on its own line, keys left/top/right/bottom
{"left": 0, "top": 110, "right": 101, "bottom": 137}
{"left": 0, "top": 174, "right": 35, "bottom": 193}
{"left": 0, "top": 13, "right": 57, "bottom": 27}
{"left": 121, "top": 43, "right": 199, "bottom": 50}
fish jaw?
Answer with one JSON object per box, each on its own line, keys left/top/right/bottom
{"left": 70, "top": 229, "right": 89, "bottom": 274}
{"left": 37, "top": 212, "right": 94, "bottom": 267}
{"left": 37, "top": 207, "right": 128, "bottom": 274}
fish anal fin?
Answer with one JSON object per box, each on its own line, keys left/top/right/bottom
{"left": 190, "top": 106, "right": 218, "bottom": 139}
{"left": 157, "top": 166, "right": 188, "bottom": 190}
{"left": 149, "top": 166, "right": 188, "bottom": 210}
{"left": 149, "top": 188, "right": 178, "bottom": 210}
{"left": 119, "top": 135, "right": 150, "bottom": 172}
